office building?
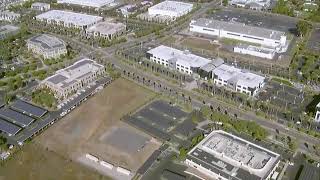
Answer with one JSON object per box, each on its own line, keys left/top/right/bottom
{"left": 0, "top": 25, "right": 19, "bottom": 40}
{"left": 31, "top": 2, "right": 50, "bottom": 11}
{"left": 186, "top": 130, "right": 280, "bottom": 180}
{"left": 27, "top": 34, "right": 67, "bottom": 59}
{"left": 86, "top": 21, "right": 126, "bottom": 40}
{"left": 35, "top": 10, "right": 103, "bottom": 30}
{"left": 212, "top": 64, "right": 265, "bottom": 96}
{"left": 0, "top": 10, "right": 20, "bottom": 22}
{"left": 190, "top": 18, "right": 287, "bottom": 51}
{"left": 146, "top": 45, "right": 211, "bottom": 75}
{"left": 41, "top": 59, "right": 105, "bottom": 98}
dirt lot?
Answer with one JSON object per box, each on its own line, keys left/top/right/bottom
{"left": 180, "top": 37, "right": 219, "bottom": 52}
{"left": 36, "top": 78, "right": 159, "bottom": 173}
{"left": 0, "top": 143, "right": 110, "bottom": 180}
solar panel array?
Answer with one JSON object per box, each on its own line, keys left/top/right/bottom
{"left": 0, "top": 108, "right": 35, "bottom": 127}
{"left": 0, "top": 118, "right": 21, "bottom": 136}
{"left": 11, "top": 100, "right": 47, "bottom": 118}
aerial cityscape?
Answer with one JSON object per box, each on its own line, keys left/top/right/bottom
{"left": 0, "top": 0, "right": 319, "bottom": 179}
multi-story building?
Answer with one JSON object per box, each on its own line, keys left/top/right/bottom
{"left": 190, "top": 18, "right": 288, "bottom": 52}
{"left": 31, "top": 2, "right": 51, "bottom": 11}
{"left": 57, "top": 0, "right": 114, "bottom": 8}
{"left": 148, "top": 0, "right": 193, "bottom": 20}
{"left": 41, "top": 59, "right": 105, "bottom": 99}
{"left": 27, "top": 34, "right": 67, "bottom": 59}
{"left": 35, "top": 10, "right": 103, "bottom": 30}
{"left": 315, "top": 102, "right": 320, "bottom": 122}
{"left": 185, "top": 130, "right": 280, "bottom": 180}
{"left": 146, "top": 45, "right": 211, "bottom": 75}
{"left": 86, "top": 21, "right": 126, "bottom": 40}
{"left": 0, "top": 10, "right": 20, "bottom": 22}
{"left": 0, "top": 25, "right": 19, "bottom": 40}
{"left": 212, "top": 64, "right": 265, "bottom": 96}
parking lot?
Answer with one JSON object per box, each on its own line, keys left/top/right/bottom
{"left": 208, "top": 9, "right": 298, "bottom": 33}
{"left": 123, "top": 100, "right": 190, "bottom": 141}
{"left": 307, "top": 28, "right": 320, "bottom": 52}
{"left": 258, "top": 81, "right": 305, "bottom": 115}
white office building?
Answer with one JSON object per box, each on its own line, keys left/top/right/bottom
{"left": 185, "top": 130, "right": 280, "bottom": 180}
{"left": 212, "top": 64, "right": 265, "bottom": 96}
{"left": 190, "top": 18, "right": 288, "bottom": 51}
{"left": 86, "top": 21, "right": 126, "bottom": 40}
{"left": 148, "top": 0, "right": 193, "bottom": 20}
{"left": 57, "top": 0, "right": 114, "bottom": 8}
{"left": 146, "top": 45, "right": 211, "bottom": 75}
{"left": 27, "top": 34, "right": 67, "bottom": 59}
{"left": 41, "top": 59, "right": 105, "bottom": 99}
{"left": 0, "top": 10, "right": 20, "bottom": 22}
{"left": 315, "top": 102, "right": 320, "bottom": 122}
{"left": 0, "top": 25, "right": 20, "bottom": 40}
{"left": 31, "top": 2, "right": 50, "bottom": 11}
{"left": 35, "top": 10, "right": 103, "bottom": 30}
{"left": 234, "top": 44, "right": 276, "bottom": 59}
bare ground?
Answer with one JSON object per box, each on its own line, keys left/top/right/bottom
{"left": 37, "top": 78, "right": 160, "bottom": 172}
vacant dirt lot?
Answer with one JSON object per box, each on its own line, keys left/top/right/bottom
{"left": 37, "top": 78, "right": 159, "bottom": 173}
{"left": 0, "top": 143, "right": 110, "bottom": 180}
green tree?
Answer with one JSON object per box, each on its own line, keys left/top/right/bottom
{"left": 296, "top": 20, "right": 312, "bottom": 37}
{"left": 179, "top": 147, "right": 187, "bottom": 160}
{"left": 223, "top": 0, "right": 228, "bottom": 6}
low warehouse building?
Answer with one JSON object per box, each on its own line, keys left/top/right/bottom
{"left": 146, "top": 0, "right": 193, "bottom": 21}
{"left": 57, "top": 0, "right": 114, "bottom": 8}
{"left": 186, "top": 130, "right": 280, "bottom": 180}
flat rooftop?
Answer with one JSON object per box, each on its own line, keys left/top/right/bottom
{"left": 57, "top": 0, "right": 114, "bottom": 8}
{"left": 190, "top": 18, "right": 285, "bottom": 41}
{"left": 27, "top": 34, "right": 65, "bottom": 50}
{"left": 36, "top": 10, "right": 103, "bottom": 27}
{"left": 212, "top": 64, "right": 265, "bottom": 88}
{"left": 236, "top": 44, "right": 275, "bottom": 54}
{"left": 187, "top": 130, "right": 280, "bottom": 180}
{"left": 0, "top": 25, "right": 19, "bottom": 34}
{"left": 43, "top": 58, "right": 104, "bottom": 89}
{"left": 86, "top": 21, "right": 125, "bottom": 35}
{"left": 147, "top": 45, "right": 211, "bottom": 68}
{"left": 149, "top": 0, "right": 193, "bottom": 13}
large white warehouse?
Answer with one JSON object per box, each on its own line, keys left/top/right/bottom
{"left": 148, "top": 0, "right": 193, "bottom": 19}
{"left": 35, "top": 10, "right": 103, "bottom": 29}
{"left": 57, "top": 0, "right": 114, "bottom": 8}
{"left": 190, "top": 18, "right": 287, "bottom": 50}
